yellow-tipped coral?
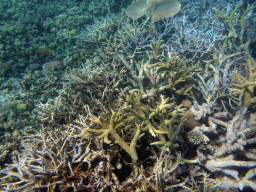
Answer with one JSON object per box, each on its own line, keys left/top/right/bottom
{"left": 147, "top": 55, "right": 197, "bottom": 96}
{"left": 231, "top": 57, "right": 256, "bottom": 107}
{"left": 79, "top": 108, "right": 141, "bottom": 160}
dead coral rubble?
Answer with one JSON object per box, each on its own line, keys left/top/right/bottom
{"left": 187, "top": 104, "right": 256, "bottom": 191}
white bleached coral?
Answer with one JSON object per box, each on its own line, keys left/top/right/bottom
{"left": 0, "top": 128, "right": 120, "bottom": 191}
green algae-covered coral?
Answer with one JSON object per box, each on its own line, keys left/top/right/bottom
{"left": 79, "top": 108, "right": 141, "bottom": 160}
{"left": 125, "top": 93, "right": 185, "bottom": 148}
{"left": 146, "top": 55, "right": 198, "bottom": 97}
{"left": 79, "top": 92, "right": 186, "bottom": 161}
{"left": 231, "top": 57, "right": 256, "bottom": 107}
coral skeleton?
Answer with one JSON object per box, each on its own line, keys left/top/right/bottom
{"left": 188, "top": 105, "right": 256, "bottom": 191}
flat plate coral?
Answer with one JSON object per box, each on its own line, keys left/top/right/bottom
{"left": 126, "top": 0, "right": 181, "bottom": 22}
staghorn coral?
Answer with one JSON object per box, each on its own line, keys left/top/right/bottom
{"left": 230, "top": 57, "right": 256, "bottom": 107}
{"left": 205, "top": 156, "right": 256, "bottom": 191}
{"left": 82, "top": 16, "right": 164, "bottom": 67}
{"left": 126, "top": 0, "right": 181, "bottom": 22}
{"left": 0, "top": 127, "right": 122, "bottom": 191}
{"left": 35, "top": 61, "right": 127, "bottom": 126}
{"left": 77, "top": 92, "right": 185, "bottom": 161}
{"left": 87, "top": 15, "right": 200, "bottom": 101}
{"left": 81, "top": 9, "right": 199, "bottom": 101}
{"left": 214, "top": 1, "right": 256, "bottom": 48}
{"left": 2, "top": 1, "right": 256, "bottom": 192}
{"left": 113, "top": 51, "right": 198, "bottom": 100}
{"left": 164, "top": 15, "right": 223, "bottom": 61}
{"left": 78, "top": 107, "right": 141, "bottom": 161}
{"left": 146, "top": 55, "right": 198, "bottom": 97}
{"left": 125, "top": 93, "right": 185, "bottom": 148}
{"left": 209, "top": 107, "right": 256, "bottom": 158}
{"left": 192, "top": 1, "right": 256, "bottom": 111}
{"left": 122, "top": 148, "right": 196, "bottom": 191}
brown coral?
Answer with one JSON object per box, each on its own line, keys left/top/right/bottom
{"left": 182, "top": 100, "right": 192, "bottom": 109}
{"left": 184, "top": 110, "right": 201, "bottom": 130}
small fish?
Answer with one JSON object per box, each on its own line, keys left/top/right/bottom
{"left": 38, "top": 48, "right": 53, "bottom": 55}
{"left": 80, "top": 54, "right": 87, "bottom": 60}
{"left": 205, "top": 29, "right": 214, "bottom": 40}
{"left": 80, "top": 54, "right": 93, "bottom": 61}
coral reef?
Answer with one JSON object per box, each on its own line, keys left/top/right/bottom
{"left": 77, "top": 92, "right": 185, "bottom": 160}
{"left": 1, "top": 0, "right": 256, "bottom": 191}
{"left": 0, "top": 0, "right": 129, "bottom": 77}
{"left": 0, "top": 128, "right": 121, "bottom": 191}
{"left": 193, "top": 1, "right": 256, "bottom": 111}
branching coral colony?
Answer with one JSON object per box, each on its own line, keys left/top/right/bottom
{"left": 194, "top": 1, "right": 256, "bottom": 110}
{"left": 1, "top": 0, "right": 256, "bottom": 191}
